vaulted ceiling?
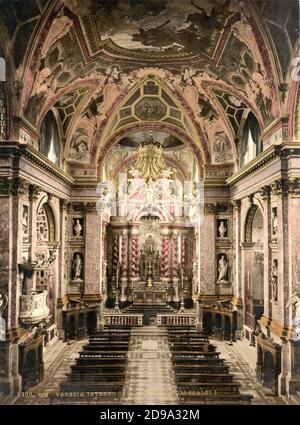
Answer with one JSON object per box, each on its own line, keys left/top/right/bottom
{"left": 0, "top": 0, "right": 299, "bottom": 172}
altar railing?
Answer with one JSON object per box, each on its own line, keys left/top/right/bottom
{"left": 19, "top": 291, "right": 49, "bottom": 325}
{"left": 103, "top": 313, "right": 143, "bottom": 327}
{"left": 157, "top": 313, "right": 196, "bottom": 326}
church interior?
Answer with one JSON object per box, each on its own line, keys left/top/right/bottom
{"left": 0, "top": 0, "right": 300, "bottom": 406}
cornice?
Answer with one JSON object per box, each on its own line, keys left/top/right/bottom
{"left": 227, "top": 143, "right": 300, "bottom": 186}
{"left": 0, "top": 142, "right": 74, "bottom": 186}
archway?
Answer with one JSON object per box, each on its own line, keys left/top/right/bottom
{"left": 35, "top": 201, "right": 58, "bottom": 326}
{"left": 263, "top": 351, "right": 275, "bottom": 391}
{"left": 99, "top": 127, "right": 201, "bottom": 312}
{"left": 203, "top": 312, "right": 213, "bottom": 335}
{"left": 243, "top": 204, "right": 264, "bottom": 342}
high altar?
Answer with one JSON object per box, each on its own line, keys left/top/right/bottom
{"left": 103, "top": 134, "right": 196, "bottom": 307}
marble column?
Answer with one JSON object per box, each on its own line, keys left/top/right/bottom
{"left": 201, "top": 203, "right": 216, "bottom": 294}
{"left": 0, "top": 176, "right": 26, "bottom": 394}
{"left": 84, "top": 203, "right": 101, "bottom": 298}
{"left": 57, "top": 198, "right": 69, "bottom": 337}
{"left": 28, "top": 184, "right": 41, "bottom": 265}
{"left": 120, "top": 230, "right": 128, "bottom": 303}
{"left": 259, "top": 185, "right": 272, "bottom": 320}
{"left": 232, "top": 199, "right": 242, "bottom": 299}
{"left": 285, "top": 179, "right": 300, "bottom": 393}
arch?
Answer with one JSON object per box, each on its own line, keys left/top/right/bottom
{"left": 203, "top": 312, "right": 213, "bottom": 335}
{"left": 36, "top": 201, "right": 56, "bottom": 242}
{"left": 243, "top": 202, "right": 265, "bottom": 332}
{"left": 263, "top": 351, "right": 275, "bottom": 390}
{"left": 240, "top": 111, "right": 262, "bottom": 167}
{"left": 95, "top": 76, "right": 208, "bottom": 173}
{"left": 244, "top": 202, "right": 264, "bottom": 245}
{"left": 215, "top": 313, "right": 222, "bottom": 329}
{"left": 97, "top": 122, "right": 204, "bottom": 181}
{"left": 224, "top": 315, "right": 231, "bottom": 340}
{"left": 39, "top": 109, "right": 61, "bottom": 166}
{"left": 107, "top": 144, "right": 191, "bottom": 184}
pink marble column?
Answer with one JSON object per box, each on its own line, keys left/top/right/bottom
{"left": 160, "top": 236, "right": 170, "bottom": 280}
{"left": 121, "top": 232, "right": 128, "bottom": 278}
{"left": 130, "top": 237, "right": 139, "bottom": 278}
{"left": 172, "top": 236, "right": 178, "bottom": 278}
{"left": 181, "top": 236, "right": 187, "bottom": 274}
{"left": 201, "top": 203, "right": 216, "bottom": 295}
{"left": 84, "top": 203, "right": 101, "bottom": 296}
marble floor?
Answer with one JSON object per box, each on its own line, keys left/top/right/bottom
{"left": 2, "top": 328, "right": 299, "bottom": 405}
{"left": 122, "top": 326, "right": 178, "bottom": 405}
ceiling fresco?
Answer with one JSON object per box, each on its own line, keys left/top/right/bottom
{"left": 75, "top": 0, "right": 234, "bottom": 56}
{"left": 0, "top": 0, "right": 298, "bottom": 173}
{"left": 118, "top": 130, "right": 183, "bottom": 150}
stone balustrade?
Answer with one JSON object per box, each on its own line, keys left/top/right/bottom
{"left": 103, "top": 313, "right": 143, "bottom": 326}
{"left": 157, "top": 313, "right": 196, "bottom": 326}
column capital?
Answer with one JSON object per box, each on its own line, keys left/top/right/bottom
{"left": 288, "top": 177, "right": 300, "bottom": 197}
{"left": 270, "top": 179, "right": 289, "bottom": 197}
{"left": 204, "top": 203, "right": 216, "bottom": 214}
{"left": 0, "top": 176, "right": 29, "bottom": 196}
{"left": 0, "top": 176, "right": 11, "bottom": 195}
{"left": 59, "top": 198, "right": 71, "bottom": 211}
{"left": 231, "top": 199, "right": 241, "bottom": 210}
{"left": 248, "top": 193, "right": 254, "bottom": 205}
{"left": 29, "top": 183, "right": 41, "bottom": 200}
{"left": 259, "top": 185, "right": 271, "bottom": 200}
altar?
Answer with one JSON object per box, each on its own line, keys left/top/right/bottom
{"left": 133, "top": 284, "right": 167, "bottom": 304}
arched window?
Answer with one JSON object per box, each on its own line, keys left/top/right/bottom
{"left": 36, "top": 203, "right": 56, "bottom": 242}
{"left": 240, "top": 112, "right": 262, "bottom": 166}
{"left": 40, "top": 110, "right": 60, "bottom": 165}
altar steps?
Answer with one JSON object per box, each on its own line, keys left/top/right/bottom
{"left": 125, "top": 303, "right": 174, "bottom": 325}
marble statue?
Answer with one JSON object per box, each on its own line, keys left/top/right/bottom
{"left": 286, "top": 294, "right": 300, "bottom": 340}
{"left": 73, "top": 219, "right": 82, "bottom": 237}
{"left": 73, "top": 254, "right": 83, "bottom": 280}
{"left": 217, "top": 254, "right": 228, "bottom": 282}
{"left": 218, "top": 220, "right": 227, "bottom": 239}
{"left": 272, "top": 209, "right": 278, "bottom": 238}
{"left": 23, "top": 209, "right": 28, "bottom": 235}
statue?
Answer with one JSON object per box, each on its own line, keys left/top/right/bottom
{"left": 23, "top": 209, "right": 28, "bottom": 235}
{"left": 73, "top": 254, "right": 83, "bottom": 280}
{"left": 0, "top": 291, "right": 8, "bottom": 341}
{"left": 217, "top": 254, "right": 228, "bottom": 282}
{"left": 73, "top": 219, "right": 82, "bottom": 237}
{"left": 272, "top": 209, "right": 278, "bottom": 238}
{"left": 272, "top": 259, "right": 278, "bottom": 302}
{"left": 218, "top": 220, "right": 227, "bottom": 239}
{"left": 286, "top": 294, "right": 300, "bottom": 340}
